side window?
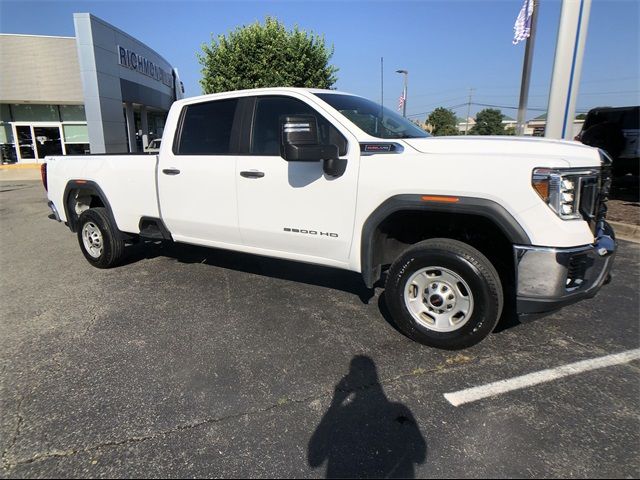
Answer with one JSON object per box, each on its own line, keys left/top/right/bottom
{"left": 251, "top": 96, "right": 347, "bottom": 156}
{"left": 177, "top": 98, "right": 238, "bottom": 155}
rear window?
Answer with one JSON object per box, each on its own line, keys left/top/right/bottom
{"left": 176, "top": 98, "right": 238, "bottom": 155}
{"left": 621, "top": 108, "right": 640, "bottom": 129}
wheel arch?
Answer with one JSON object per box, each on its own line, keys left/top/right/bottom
{"left": 63, "top": 180, "right": 116, "bottom": 233}
{"left": 360, "top": 194, "right": 531, "bottom": 288}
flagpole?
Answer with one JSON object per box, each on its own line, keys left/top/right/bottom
{"left": 381, "top": 57, "right": 384, "bottom": 109}
{"left": 516, "top": 0, "right": 539, "bottom": 136}
{"left": 396, "top": 69, "right": 408, "bottom": 117}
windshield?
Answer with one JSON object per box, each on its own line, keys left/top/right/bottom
{"left": 314, "top": 93, "right": 429, "bottom": 139}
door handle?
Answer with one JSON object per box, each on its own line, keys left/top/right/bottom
{"left": 240, "top": 170, "right": 265, "bottom": 179}
{"left": 162, "top": 168, "right": 181, "bottom": 175}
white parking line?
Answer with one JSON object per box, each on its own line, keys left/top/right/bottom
{"left": 444, "top": 348, "right": 640, "bottom": 407}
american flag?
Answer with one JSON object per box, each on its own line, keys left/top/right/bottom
{"left": 398, "top": 91, "right": 406, "bottom": 111}
{"left": 513, "top": 0, "right": 535, "bottom": 45}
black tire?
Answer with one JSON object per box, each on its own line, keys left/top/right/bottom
{"left": 77, "top": 207, "right": 125, "bottom": 268}
{"left": 385, "top": 238, "right": 503, "bottom": 350}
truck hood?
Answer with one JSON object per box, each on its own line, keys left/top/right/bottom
{"left": 402, "top": 136, "right": 600, "bottom": 167}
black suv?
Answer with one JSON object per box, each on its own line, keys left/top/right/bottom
{"left": 576, "top": 106, "right": 639, "bottom": 177}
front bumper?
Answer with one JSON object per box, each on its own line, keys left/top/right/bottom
{"left": 515, "top": 222, "right": 616, "bottom": 314}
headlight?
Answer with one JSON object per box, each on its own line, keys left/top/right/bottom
{"left": 532, "top": 168, "right": 598, "bottom": 220}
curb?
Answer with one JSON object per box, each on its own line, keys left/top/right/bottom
{"left": 0, "top": 163, "right": 41, "bottom": 170}
{"left": 609, "top": 220, "right": 640, "bottom": 244}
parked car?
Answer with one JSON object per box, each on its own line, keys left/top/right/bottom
{"left": 144, "top": 138, "right": 161, "bottom": 153}
{"left": 41, "top": 88, "right": 616, "bottom": 349}
{"left": 576, "top": 106, "right": 639, "bottom": 177}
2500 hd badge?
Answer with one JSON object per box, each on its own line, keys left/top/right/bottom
{"left": 284, "top": 227, "right": 339, "bottom": 237}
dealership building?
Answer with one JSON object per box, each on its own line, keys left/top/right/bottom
{"left": 0, "top": 13, "right": 184, "bottom": 163}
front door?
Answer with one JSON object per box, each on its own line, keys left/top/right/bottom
{"left": 236, "top": 95, "right": 359, "bottom": 265}
{"left": 157, "top": 97, "right": 243, "bottom": 247}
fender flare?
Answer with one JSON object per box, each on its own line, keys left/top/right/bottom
{"left": 63, "top": 180, "right": 116, "bottom": 233}
{"left": 360, "top": 194, "right": 532, "bottom": 288}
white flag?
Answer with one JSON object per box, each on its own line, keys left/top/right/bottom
{"left": 513, "top": 0, "right": 535, "bottom": 45}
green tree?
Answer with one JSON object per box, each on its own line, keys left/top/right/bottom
{"left": 198, "top": 17, "right": 338, "bottom": 94}
{"left": 426, "top": 107, "right": 459, "bottom": 136}
{"left": 469, "top": 109, "right": 506, "bottom": 135}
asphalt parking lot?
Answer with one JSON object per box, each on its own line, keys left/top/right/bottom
{"left": 1, "top": 180, "right": 639, "bottom": 478}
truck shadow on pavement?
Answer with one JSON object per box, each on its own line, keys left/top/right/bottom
{"left": 308, "top": 355, "right": 427, "bottom": 479}
{"left": 121, "top": 240, "right": 377, "bottom": 304}
{"left": 122, "top": 240, "right": 524, "bottom": 334}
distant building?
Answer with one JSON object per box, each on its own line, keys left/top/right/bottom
{"left": 456, "top": 115, "right": 517, "bottom": 134}
{"left": 0, "top": 13, "right": 184, "bottom": 164}
{"left": 455, "top": 112, "right": 585, "bottom": 137}
{"left": 456, "top": 117, "right": 476, "bottom": 134}
{"left": 525, "top": 113, "right": 585, "bottom": 138}
{"left": 502, "top": 115, "right": 517, "bottom": 133}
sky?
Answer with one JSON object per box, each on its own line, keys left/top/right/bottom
{"left": 1, "top": 0, "right": 638, "bottom": 121}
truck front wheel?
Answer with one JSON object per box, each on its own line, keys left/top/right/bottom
{"left": 77, "top": 207, "right": 125, "bottom": 268}
{"left": 385, "top": 238, "right": 503, "bottom": 349}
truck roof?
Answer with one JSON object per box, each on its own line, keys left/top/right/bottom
{"left": 174, "top": 87, "right": 353, "bottom": 107}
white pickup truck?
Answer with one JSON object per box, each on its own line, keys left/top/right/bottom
{"left": 42, "top": 88, "right": 616, "bottom": 349}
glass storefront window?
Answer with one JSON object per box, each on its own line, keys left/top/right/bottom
{"left": 0, "top": 122, "right": 16, "bottom": 163}
{"left": 63, "top": 124, "right": 89, "bottom": 143}
{"left": 64, "top": 143, "right": 90, "bottom": 155}
{"left": 11, "top": 104, "right": 59, "bottom": 122}
{"left": 1, "top": 104, "right": 11, "bottom": 122}
{"left": 0, "top": 124, "right": 13, "bottom": 144}
{"left": 148, "top": 112, "right": 168, "bottom": 139}
{"left": 60, "top": 105, "right": 86, "bottom": 122}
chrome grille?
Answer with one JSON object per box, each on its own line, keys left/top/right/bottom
{"left": 579, "top": 176, "right": 599, "bottom": 221}
{"left": 583, "top": 150, "right": 613, "bottom": 234}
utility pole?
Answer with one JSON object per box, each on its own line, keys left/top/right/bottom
{"left": 465, "top": 88, "right": 475, "bottom": 135}
{"left": 516, "top": 0, "right": 539, "bottom": 136}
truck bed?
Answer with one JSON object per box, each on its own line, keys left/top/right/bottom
{"left": 45, "top": 154, "right": 161, "bottom": 234}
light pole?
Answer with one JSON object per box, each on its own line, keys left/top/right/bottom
{"left": 396, "top": 69, "right": 408, "bottom": 118}
{"left": 546, "top": 0, "right": 592, "bottom": 139}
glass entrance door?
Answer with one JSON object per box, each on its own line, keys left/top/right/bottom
{"left": 33, "top": 126, "right": 63, "bottom": 159}
{"left": 12, "top": 125, "right": 64, "bottom": 161}
{"left": 15, "top": 125, "right": 35, "bottom": 160}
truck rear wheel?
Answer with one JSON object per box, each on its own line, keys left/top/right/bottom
{"left": 77, "top": 207, "right": 125, "bottom": 268}
{"left": 385, "top": 238, "right": 503, "bottom": 349}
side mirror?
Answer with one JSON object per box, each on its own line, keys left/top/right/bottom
{"left": 280, "top": 115, "right": 346, "bottom": 177}
{"left": 280, "top": 115, "right": 332, "bottom": 161}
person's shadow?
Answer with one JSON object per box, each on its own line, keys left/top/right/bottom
{"left": 308, "top": 356, "right": 427, "bottom": 478}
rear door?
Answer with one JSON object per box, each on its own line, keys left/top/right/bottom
{"left": 157, "top": 97, "right": 242, "bottom": 247}
{"left": 620, "top": 107, "right": 639, "bottom": 158}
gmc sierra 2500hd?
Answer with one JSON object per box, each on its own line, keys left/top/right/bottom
{"left": 42, "top": 88, "right": 616, "bottom": 349}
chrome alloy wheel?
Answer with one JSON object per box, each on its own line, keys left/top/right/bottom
{"left": 403, "top": 266, "right": 474, "bottom": 332}
{"left": 82, "top": 222, "right": 104, "bottom": 259}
